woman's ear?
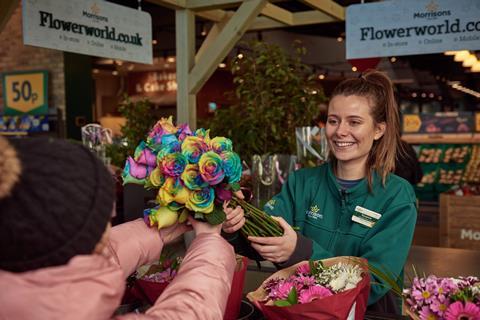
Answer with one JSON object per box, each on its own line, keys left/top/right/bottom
{"left": 374, "top": 122, "right": 386, "bottom": 140}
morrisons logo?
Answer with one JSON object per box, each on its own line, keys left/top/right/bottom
{"left": 413, "top": 0, "right": 451, "bottom": 20}
{"left": 460, "top": 229, "right": 480, "bottom": 241}
{"left": 82, "top": 3, "right": 108, "bottom": 23}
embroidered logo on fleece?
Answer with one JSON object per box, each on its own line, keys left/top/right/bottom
{"left": 265, "top": 199, "right": 276, "bottom": 210}
{"left": 306, "top": 205, "right": 323, "bottom": 220}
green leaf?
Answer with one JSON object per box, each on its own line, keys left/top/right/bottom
{"left": 230, "top": 182, "right": 241, "bottom": 192}
{"left": 273, "top": 300, "right": 291, "bottom": 307}
{"left": 204, "top": 206, "right": 226, "bottom": 225}
{"left": 287, "top": 287, "right": 298, "bottom": 305}
{"left": 194, "top": 212, "right": 205, "bottom": 220}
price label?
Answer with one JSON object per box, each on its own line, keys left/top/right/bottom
{"left": 403, "top": 114, "right": 422, "bottom": 133}
{"left": 476, "top": 113, "right": 480, "bottom": 132}
{"left": 2, "top": 71, "right": 48, "bottom": 115}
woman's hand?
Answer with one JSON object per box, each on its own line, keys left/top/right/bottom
{"left": 222, "top": 190, "right": 245, "bottom": 233}
{"left": 187, "top": 216, "right": 222, "bottom": 235}
{"left": 248, "top": 217, "right": 297, "bottom": 263}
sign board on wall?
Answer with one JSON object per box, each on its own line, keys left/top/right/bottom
{"left": 346, "top": 0, "right": 480, "bottom": 59}
{"left": 2, "top": 70, "right": 48, "bottom": 115}
{"left": 22, "top": 0, "right": 152, "bottom": 64}
{"left": 127, "top": 71, "right": 177, "bottom": 95}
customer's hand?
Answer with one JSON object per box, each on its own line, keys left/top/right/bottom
{"left": 159, "top": 221, "right": 192, "bottom": 244}
{"left": 248, "top": 216, "right": 297, "bottom": 263}
{"left": 187, "top": 216, "right": 222, "bottom": 235}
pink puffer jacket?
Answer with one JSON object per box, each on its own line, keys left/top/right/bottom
{"left": 0, "top": 219, "right": 236, "bottom": 320}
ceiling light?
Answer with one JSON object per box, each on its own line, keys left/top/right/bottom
{"left": 462, "top": 54, "right": 477, "bottom": 67}
{"left": 421, "top": 93, "right": 426, "bottom": 98}
{"left": 152, "top": 39, "right": 158, "bottom": 45}
{"left": 411, "top": 92, "right": 417, "bottom": 98}
{"left": 318, "top": 74, "right": 325, "bottom": 80}
{"left": 218, "top": 63, "right": 226, "bottom": 68}
{"left": 454, "top": 50, "right": 470, "bottom": 62}
{"left": 444, "top": 51, "right": 458, "bottom": 55}
{"left": 390, "top": 57, "right": 397, "bottom": 63}
{"left": 471, "top": 61, "right": 480, "bottom": 72}
{"left": 112, "top": 70, "right": 118, "bottom": 76}
{"left": 351, "top": 66, "right": 358, "bottom": 72}
{"left": 428, "top": 93, "right": 434, "bottom": 98}
{"left": 166, "top": 57, "right": 176, "bottom": 63}
{"left": 237, "top": 53, "right": 244, "bottom": 59}
{"left": 337, "top": 37, "right": 343, "bottom": 42}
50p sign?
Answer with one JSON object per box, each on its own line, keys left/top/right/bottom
{"left": 2, "top": 70, "right": 48, "bottom": 115}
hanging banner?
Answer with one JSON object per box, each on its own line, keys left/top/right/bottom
{"left": 2, "top": 70, "right": 48, "bottom": 115}
{"left": 346, "top": 0, "right": 480, "bottom": 59}
{"left": 22, "top": 0, "right": 152, "bottom": 64}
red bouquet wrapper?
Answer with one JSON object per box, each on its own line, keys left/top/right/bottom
{"left": 247, "top": 257, "right": 370, "bottom": 320}
{"left": 127, "top": 256, "right": 248, "bottom": 320}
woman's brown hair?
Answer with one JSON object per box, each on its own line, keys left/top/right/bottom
{"left": 329, "top": 69, "right": 401, "bottom": 190}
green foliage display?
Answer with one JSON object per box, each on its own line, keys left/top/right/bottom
{"left": 206, "top": 40, "right": 325, "bottom": 162}
{"left": 106, "top": 96, "right": 157, "bottom": 167}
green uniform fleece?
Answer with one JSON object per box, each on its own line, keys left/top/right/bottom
{"left": 263, "top": 162, "right": 417, "bottom": 305}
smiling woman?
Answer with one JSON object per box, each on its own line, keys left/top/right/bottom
{"left": 222, "top": 69, "right": 417, "bottom": 315}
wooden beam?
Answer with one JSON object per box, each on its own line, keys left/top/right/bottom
{"left": 189, "top": 0, "right": 267, "bottom": 94}
{"left": 196, "top": 17, "right": 229, "bottom": 63}
{"left": 300, "top": 0, "right": 345, "bottom": 21}
{"left": 175, "top": 9, "right": 196, "bottom": 128}
{"left": 260, "top": 2, "right": 292, "bottom": 25}
{"left": 292, "top": 10, "right": 337, "bottom": 26}
{"left": 195, "top": 9, "right": 231, "bottom": 22}
{"left": 0, "top": 0, "right": 18, "bottom": 32}
{"left": 186, "top": 0, "right": 241, "bottom": 11}
{"left": 248, "top": 16, "right": 287, "bottom": 31}
{"left": 146, "top": 0, "right": 187, "bottom": 9}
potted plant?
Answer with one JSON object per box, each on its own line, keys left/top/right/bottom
{"left": 206, "top": 40, "right": 325, "bottom": 205}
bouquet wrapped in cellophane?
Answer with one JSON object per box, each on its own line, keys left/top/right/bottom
{"left": 247, "top": 256, "right": 370, "bottom": 320}
{"left": 121, "top": 116, "right": 282, "bottom": 236}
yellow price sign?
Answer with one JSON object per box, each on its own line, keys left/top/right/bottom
{"left": 403, "top": 114, "right": 422, "bottom": 133}
{"left": 476, "top": 113, "right": 480, "bottom": 132}
{"left": 2, "top": 71, "right": 48, "bottom": 115}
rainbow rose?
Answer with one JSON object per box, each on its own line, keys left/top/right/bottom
{"left": 134, "top": 142, "right": 157, "bottom": 167}
{"left": 149, "top": 116, "right": 178, "bottom": 138}
{"left": 122, "top": 156, "right": 154, "bottom": 184}
{"left": 181, "top": 136, "right": 208, "bottom": 164}
{"left": 186, "top": 187, "right": 215, "bottom": 214}
{"left": 198, "top": 151, "right": 225, "bottom": 185}
{"left": 159, "top": 153, "right": 187, "bottom": 177}
{"left": 146, "top": 167, "right": 165, "bottom": 188}
{"left": 209, "top": 137, "right": 232, "bottom": 154}
{"left": 221, "top": 151, "right": 242, "bottom": 183}
{"left": 176, "top": 123, "right": 193, "bottom": 142}
{"left": 157, "top": 177, "right": 182, "bottom": 206}
{"left": 195, "top": 128, "right": 211, "bottom": 143}
{"left": 181, "top": 164, "right": 208, "bottom": 190}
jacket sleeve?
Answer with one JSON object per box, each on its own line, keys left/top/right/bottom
{"left": 144, "top": 233, "right": 236, "bottom": 320}
{"left": 361, "top": 201, "right": 417, "bottom": 305}
{"left": 107, "top": 219, "right": 165, "bottom": 278}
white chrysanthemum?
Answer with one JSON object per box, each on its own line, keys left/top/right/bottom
{"left": 329, "top": 272, "right": 348, "bottom": 291}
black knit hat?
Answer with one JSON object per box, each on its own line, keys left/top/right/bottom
{"left": 0, "top": 137, "right": 114, "bottom": 272}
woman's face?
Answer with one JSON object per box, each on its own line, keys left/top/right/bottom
{"left": 326, "top": 95, "right": 385, "bottom": 169}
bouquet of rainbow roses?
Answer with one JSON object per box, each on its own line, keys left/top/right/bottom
{"left": 122, "top": 116, "right": 282, "bottom": 236}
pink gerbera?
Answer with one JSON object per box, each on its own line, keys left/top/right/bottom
{"left": 296, "top": 263, "right": 310, "bottom": 275}
{"left": 298, "top": 285, "right": 332, "bottom": 304}
{"left": 445, "top": 301, "right": 480, "bottom": 320}
{"left": 275, "top": 281, "right": 296, "bottom": 300}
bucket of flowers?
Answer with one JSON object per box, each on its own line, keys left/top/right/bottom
{"left": 246, "top": 256, "right": 370, "bottom": 320}
{"left": 403, "top": 273, "right": 480, "bottom": 320}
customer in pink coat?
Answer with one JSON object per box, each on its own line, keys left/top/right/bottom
{"left": 0, "top": 136, "right": 235, "bottom": 320}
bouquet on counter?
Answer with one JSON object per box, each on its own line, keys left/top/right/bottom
{"left": 121, "top": 116, "right": 282, "bottom": 237}
{"left": 247, "top": 256, "right": 370, "bottom": 320}
{"left": 403, "top": 274, "right": 480, "bottom": 320}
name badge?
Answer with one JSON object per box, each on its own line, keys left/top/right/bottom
{"left": 352, "top": 206, "right": 381, "bottom": 228}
